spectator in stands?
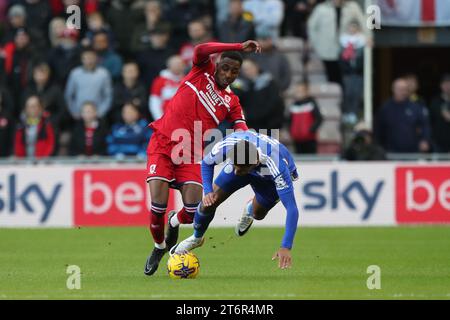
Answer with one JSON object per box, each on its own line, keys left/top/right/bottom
{"left": 92, "top": 30, "right": 123, "bottom": 80}
{"left": 111, "top": 61, "right": 149, "bottom": 123}
{"left": 106, "top": 0, "right": 146, "bottom": 57}
{"left": 247, "top": 27, "right": 292, "bottom": 92}
{"left": 429, "top": 74, "right": 450, "bottom": 152}
{"left": 179, "top": 19, "right": 215, "bottom": 66}
{"left": 69, "top": 101, "right": 107, "bottom": 156}
{"left": 107, "top": 103, "right": 150, "bottom": 159}
{"left": 376, "top": 78, "right": 431, "bottom": 153}
{"left": 14, "top": 95, "right": 55, "bottom": 158}
{"left": 81, "top": 11, "right": 115, "bottom": 48}
{"left": 243, "top": 0, "right": 284, "bottom": 40}
{"left": 136, "top": 25, "right": 175, "bottom": 88}
{"left": 65, "top": 47, "right": 113, "bottom": 120}
{"left": 339, "top": 19, "right": 366, "bottom": 126}
{"left": 2, "top": 4, "right": 27, "bottom": 44}
{"left": 214, "top": 0, "right": 231, "bottom": 28}
{"left": 2, "top": 4, "right": 46, "bottom": 50}
{"left": 308, "top": 0, "right": 368, "bottom": 85}
{"left": 48, "top": 17, "right": 66, "bottom": 48}
{"left": 0, "top": 87, "right": 15, "bottom": 157}
{"left": 165, "top": 0, "right": 209, "bottom": 49}
{"left": 149, "top": 55, "right": 186, "bottom": 121}
{"left": 218, "top": 0, "right": 255, "bottom": 44}
{"left": 288, "top": 82, "right": 323, "bottom": 154}
{"left": 404, "top": 73, "right": 427, "bottom": 107}
{"left": 131, "top": 0, "right": 169, "bottom": 53}
{"left": 343, "top": 123, "right": 386, "bottom": 161}
{"left": 47, "top": 27, "right": 81, "bottom": 86}
{"left": 233, "top": 58, "right": 285, "bottom": 132}
{"left": 4, "top": 28, "right": 44, "bottom": 117}
{"left": 282, "top": 0, "right": 317, "bottom": 39}
{"left": 22, "top": 62, "right": 67, "bottom": 127}
{"left": 21, "top": 0, "right": 52, "bottom": 46}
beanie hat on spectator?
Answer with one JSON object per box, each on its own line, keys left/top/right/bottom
{"left": 8, "top": 4, "right": 26, "bottom": 18}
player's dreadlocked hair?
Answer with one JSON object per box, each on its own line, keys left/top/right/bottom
{"left": 221, "top": 51, "right": 243, "bottom": 65}
{"left": 227, "top": 140, "right": 259, "bottom": 166}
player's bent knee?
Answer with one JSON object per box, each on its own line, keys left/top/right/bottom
{"left": 253, "top": 209, "right": 269, "bottom": 220}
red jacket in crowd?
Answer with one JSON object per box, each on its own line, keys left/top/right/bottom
{"left": 14, "top": 114, "right": 55, "bottom": 158}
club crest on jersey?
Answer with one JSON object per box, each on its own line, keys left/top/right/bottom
{"left": 224, "top": 95, "right": 231, "bottom": 103}
{"left": 275, "top": 175, "right": 288, "bottom": 190}
{"left": 149, "top": 164, "right": 157, "bottom": 174}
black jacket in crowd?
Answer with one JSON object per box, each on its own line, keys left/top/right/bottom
{"left": 429, "top": 94, "right": 450, "bottom": 152}
{"left": 69, "top": 120, "right": 108, "bottom": 156}
{"left": 111, "top": 81, "right": 150, "bottom": 123}
{"left": 233, "top": 73, "right": 285, "bottom": 131}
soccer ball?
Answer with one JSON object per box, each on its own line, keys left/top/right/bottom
{"left": 167, "top": 251, "right": 200, "bottom": 279}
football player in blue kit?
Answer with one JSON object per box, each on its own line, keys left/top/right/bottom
{"left": 170, "top": 131, "right": 300, "bottom": 269}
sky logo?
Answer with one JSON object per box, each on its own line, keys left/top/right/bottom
{"left": 0, "top": 174, "right": 63, "bottom": 223}
{"left": 301, "top": 171, "right": 385, "bottom": 220}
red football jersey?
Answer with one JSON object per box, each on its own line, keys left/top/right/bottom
{"left": 150, "top": 44, "right": 247, "bottom": 140}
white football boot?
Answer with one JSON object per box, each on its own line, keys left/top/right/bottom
{"left": 170, "top": 235, "right": 205, "bottom": 255}
{"left": 235, "top": 200, "right": 254, "bottom": 236}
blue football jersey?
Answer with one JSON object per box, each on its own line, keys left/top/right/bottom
{"left": 203, "top": 131, "right": 299, "bottom": 192}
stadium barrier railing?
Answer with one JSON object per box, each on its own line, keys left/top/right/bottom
{"left": 1, "top": 153, "right": 450, "bottom": 165}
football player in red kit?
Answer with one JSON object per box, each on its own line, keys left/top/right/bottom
{"left": 144, "top": 40, "right": 261, "bottom": 275}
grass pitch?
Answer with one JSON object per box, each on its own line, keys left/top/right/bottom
{"left": 0, "top": 226, "right": 449, "bottom": 300}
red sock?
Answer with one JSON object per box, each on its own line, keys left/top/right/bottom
{"left": 149, "top": 202, "right": 166, "bottom": 245}
{"left": 177, "top": 203, "right": 198, "bottom": 224}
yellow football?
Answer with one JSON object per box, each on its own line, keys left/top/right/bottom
{"left": 167, "top": 251, "right": 200, "bottom": 279}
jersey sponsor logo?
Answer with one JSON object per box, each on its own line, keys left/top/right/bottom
{"left": 205, "top": 73, "right": 231, "bottom": 111}
{"left": 396, "top": 166, "right": 450, "bottom": 223}
{"left": 205, "top": 83, "right": 228, "bottom": 109}
{"left": 185, "top": 81, "right": 220, "bottom": 124}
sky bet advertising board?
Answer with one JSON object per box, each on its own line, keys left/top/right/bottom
{"left": 1, "top": 163, "right": 449, "bottom": 227}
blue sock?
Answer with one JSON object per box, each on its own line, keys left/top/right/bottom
{"left": 246, "top": 201, "right": 254, "bottom": 217}
{"left": 193, "top": 204, "right": 215, "bottom": 238}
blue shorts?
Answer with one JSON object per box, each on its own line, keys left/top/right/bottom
{"left": 214, "top": 163, "right": 280, "bottom": 210}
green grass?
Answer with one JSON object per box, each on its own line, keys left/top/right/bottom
{"left": 0, "top": 226, "right": 450, "bottom": 300}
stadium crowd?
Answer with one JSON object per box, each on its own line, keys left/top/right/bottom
{"left": 0, "top": 0, "right": 449, "bottom": 159}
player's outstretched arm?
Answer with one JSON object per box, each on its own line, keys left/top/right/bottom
{"left": 193, "top": 41, "right": 261, "bottom": 65}
{"left": 272, "top": 175, "right": 299, "bottom": 269}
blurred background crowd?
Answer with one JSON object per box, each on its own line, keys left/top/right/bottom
{"left": 0, "top": 0, "right": 449, "bottom": 161}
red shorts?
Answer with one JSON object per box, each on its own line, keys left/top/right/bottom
{"left": 146, "top": 131, "right": 202, "bottom": 189}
